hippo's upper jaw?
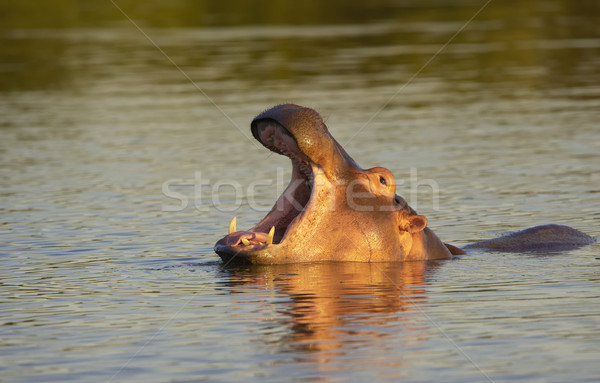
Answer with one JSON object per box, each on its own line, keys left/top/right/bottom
{"left": 214, "top": 104, "right": 450, "bottom": 264}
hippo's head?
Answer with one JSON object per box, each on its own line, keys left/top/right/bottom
{"left": 214, "top": 104, "right": 450, "bottom": 264}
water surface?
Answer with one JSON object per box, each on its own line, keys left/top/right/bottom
{"left": 1, "top": 1, "right": 600, "bottom": 382}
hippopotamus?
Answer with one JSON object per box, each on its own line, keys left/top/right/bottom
{"left": 214, "top": 104, "right": 595, "bottom": 264}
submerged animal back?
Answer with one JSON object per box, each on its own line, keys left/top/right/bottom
{"left": 465, "top": 224, "right": 596, "bottom": 252}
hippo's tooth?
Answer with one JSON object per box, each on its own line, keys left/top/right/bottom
{"left": 241, "top": 238, "right": 250, "bottom": 246}
{"left": 229, "top": 216, "right": 236, "bottom": 234}
{"left": 267, "top": 226, "right": 275, "bottom": 245}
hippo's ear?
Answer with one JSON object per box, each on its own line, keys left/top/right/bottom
{"left": 406, "top": 214, "right": 427, "bottom": 234}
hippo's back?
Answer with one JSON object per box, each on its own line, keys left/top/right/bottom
{"left": 465, "top": 224, "right": 596, "bottom": 252}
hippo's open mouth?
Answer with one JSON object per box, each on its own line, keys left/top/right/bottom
{"left": 214, "top": 121, "right": 318, "bottom": 263}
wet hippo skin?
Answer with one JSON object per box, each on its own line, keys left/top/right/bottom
{"left": 214, "top": 104, "right": 595, "bottom": 264}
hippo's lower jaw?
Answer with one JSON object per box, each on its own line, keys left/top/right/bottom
{"left": 214, "top": 121, "right": 318, "bottom": 264}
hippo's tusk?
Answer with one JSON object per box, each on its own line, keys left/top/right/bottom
{"left": 241, "top": 238, "right": 250, "bottom": 246}
{"left": 267, "top": 226, "right": 275, "bottom": 245}
{"left": 229, "top": 216, "right": 237, "bottom": 234}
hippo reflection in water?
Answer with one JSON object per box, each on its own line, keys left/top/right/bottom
{"left": 214, "top": 104, "right": 595, "bottom": 264}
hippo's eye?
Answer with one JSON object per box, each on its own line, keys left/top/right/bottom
{"left": 379, "top": 176, "right": 387, "bottom": 186}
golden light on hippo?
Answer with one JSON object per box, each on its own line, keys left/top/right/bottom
{"left": 214, "top": 104, "right": 595, "bottom": 264}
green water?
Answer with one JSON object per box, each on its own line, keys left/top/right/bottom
{"left": 1, "top": 1, "right": 599, "bottom": 382}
